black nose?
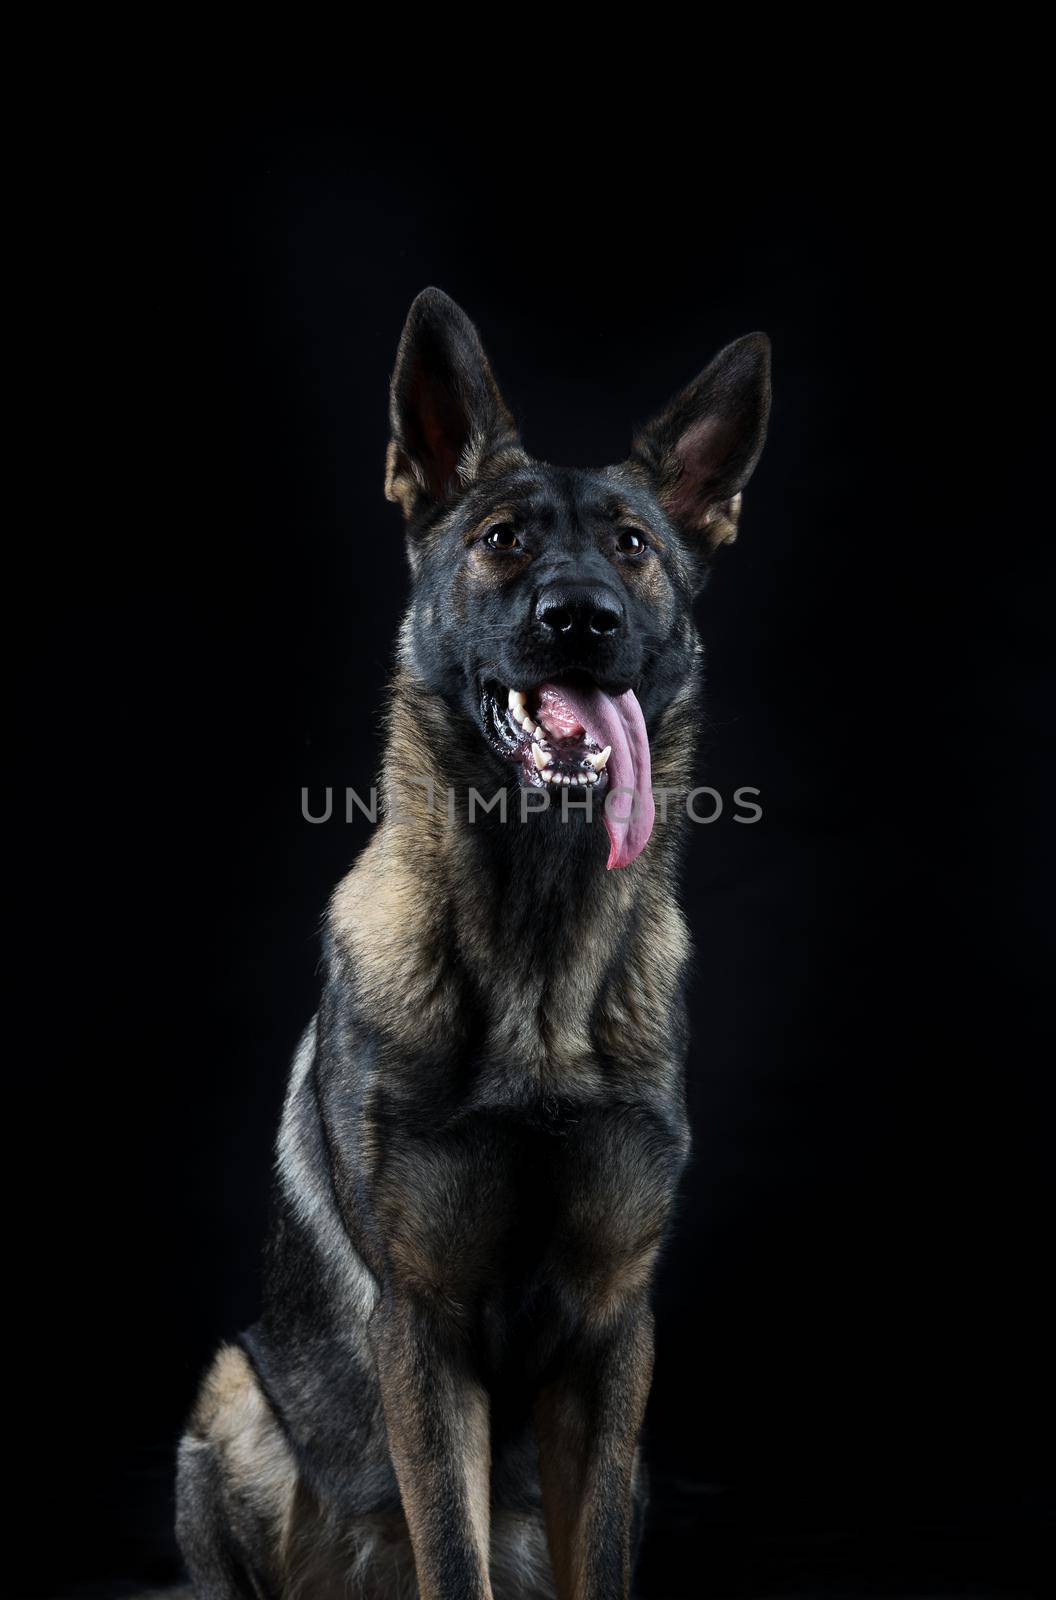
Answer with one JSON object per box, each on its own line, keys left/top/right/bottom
{"left": 534, "top": 582, "right": 624, "bottom": 641}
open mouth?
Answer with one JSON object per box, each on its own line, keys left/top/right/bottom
{"left": 481, "top": 677, "right": 656, "bottom": 870}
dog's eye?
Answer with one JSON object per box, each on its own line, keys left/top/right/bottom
{"left": 616, "top": 529, "right": 647, "bottom": 555}
{"left": 484, "top": 523, "right": 522, "bottom": 551}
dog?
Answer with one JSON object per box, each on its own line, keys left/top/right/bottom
{"left": 175, "top": 288, "right": 770, "bottom": 1599}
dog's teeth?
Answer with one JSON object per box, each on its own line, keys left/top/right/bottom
{"left": 587, "top": 771, "right": 599, "bottom": 783}
{"left": 586, "top": 746, "right": 612, "bottom": 771}
{"left": 508, "top": 689, "right": 527, "bottom": 719}
{"left": 522, "top": 715, "right": 537, "bottom": 734}
{"left": 532, "top": 744, "right": 551, "bottom": 771}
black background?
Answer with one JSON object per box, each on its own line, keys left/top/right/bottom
{"left": 19, "top": 71, "right": 1053, "bottom": 1599}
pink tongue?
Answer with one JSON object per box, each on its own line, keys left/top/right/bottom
{"left": 535, "top": 683, "right": 655, "bottom": 869}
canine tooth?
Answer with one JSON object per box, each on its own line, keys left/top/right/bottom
{"left": 532, "top": 744, "right": 551, "bottom": 771}
{"left": 508, "top": 689, "right": 527, "bottom": 719}
{"left": 522, "top": 716, "right": 537, "bottom": 734}
{"left": 586, "top": 746, "right": 612, "bottom": 771}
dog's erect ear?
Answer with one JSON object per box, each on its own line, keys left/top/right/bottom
{"left": 385, "top": 288, "right": 524, "bottom": 520}
{"left": 631, "top": 333, "right": 771, "bottom": 550}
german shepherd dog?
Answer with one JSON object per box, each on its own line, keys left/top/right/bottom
{"left": 176, "top": 289, "right": 770, "bottom": 1599}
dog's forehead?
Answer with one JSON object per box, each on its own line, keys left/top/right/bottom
{"left": 485, "top": 461, "right": 657, "bottom": 526}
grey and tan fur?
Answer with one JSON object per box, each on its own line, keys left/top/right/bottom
{"left": 176, "top": 288, "right": 770, "bottom": 1599}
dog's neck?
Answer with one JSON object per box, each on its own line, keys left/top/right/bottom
{"left": 330, "top": 670, "right": 697, "bottom": 1086}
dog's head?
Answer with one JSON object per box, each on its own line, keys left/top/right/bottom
{"left": 386, "top": 289, "right": 770, "bottom": 868}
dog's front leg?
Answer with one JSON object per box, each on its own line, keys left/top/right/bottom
{"left": 370, "top": 1288, "right": 493, "bottom": 1600}
{"left": 535, "top": 1306, "right": 654, "bottom": 1600}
